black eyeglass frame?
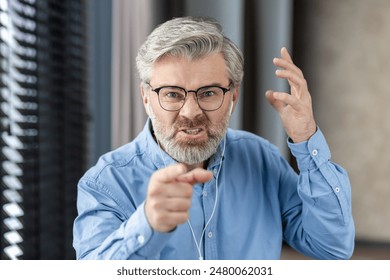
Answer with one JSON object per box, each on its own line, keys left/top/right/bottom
{"left": 145, "top": 81, "right": 234, "bottom": 112}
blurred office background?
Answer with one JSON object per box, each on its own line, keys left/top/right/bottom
{"left": 0, "top": 0, "right": 389, "bottom": 259}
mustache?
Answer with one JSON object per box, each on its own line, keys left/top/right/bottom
{"left": 174, "top": 115, "right": 211, "bottom": 128}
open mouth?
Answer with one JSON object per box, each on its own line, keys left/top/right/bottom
{"left": 182, "top": 128, "right": 202, "bottom": 135}
{"left": 177, "top": 127, "right": 207, "bottom": 140}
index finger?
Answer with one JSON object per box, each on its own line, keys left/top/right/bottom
{"left": 177, "top": 168, "right": 213, "bottom": 185}
{"left": 153, "top": 163, "right": 188, "bottom": 183}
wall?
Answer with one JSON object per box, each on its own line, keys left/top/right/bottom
{"left": 294, "top": 0, "right": 390, "bottom": 242}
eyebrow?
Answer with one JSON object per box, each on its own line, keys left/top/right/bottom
{"left": 154, "top": 81, "right": 230, "bottom": 90}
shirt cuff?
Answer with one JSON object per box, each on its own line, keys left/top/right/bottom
{"left": 124, "top": 201, "right": 172, "bottom": 259}
{"left": 287, "top": 127, "right": 332, "bottom": 171}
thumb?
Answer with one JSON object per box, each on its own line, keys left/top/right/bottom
{"left": 265, "top": 90, "right": 285, "bottom": 112}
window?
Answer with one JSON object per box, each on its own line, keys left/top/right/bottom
{"left": 0, "top": 0, "right": 87, "bottom": 259}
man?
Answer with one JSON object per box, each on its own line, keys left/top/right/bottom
{"left": 73, "top": 16, "right": 354, "bottom": 260}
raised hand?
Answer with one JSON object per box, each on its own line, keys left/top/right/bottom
{"left": 265, "top": 47, "right": 317, "bottom": 143}
{"left": 145, "top": 163, "right": 213, "bottom": 232}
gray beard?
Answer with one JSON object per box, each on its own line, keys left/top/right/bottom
{"left": 156, "top": 130, "right": 224, "bottom": 165}
{"left": 151, "top": 116, "right": 229, "bottom": 166}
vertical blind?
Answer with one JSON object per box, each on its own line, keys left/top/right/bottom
{"left": 0, "top": 0, "right": 87, "bottom": 259}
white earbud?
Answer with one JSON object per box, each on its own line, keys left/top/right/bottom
{"left": 147, "top": 103, "right": 151, "bottom": 115}
{"left": 229, "top": 101, "right": 234, "bottom": 116}
{"left": 147, "top": 102, "right": 154, "bottom": 119}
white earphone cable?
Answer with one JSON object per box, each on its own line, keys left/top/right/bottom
{"left": 155, "top": 129, "right": 226, "bottom": 260}
{"left": 186, "top": 135, "right": 225, "bottom": 260}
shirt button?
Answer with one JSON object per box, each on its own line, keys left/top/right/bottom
{"left": 334, "top": 187, "right": 340, "bottom": 193}
{"left": 137, "top": 235, "right": 145, "bottom": 244}
{"left": 202, "top": 190, "right": 207, "bottom": 197}
{"left": 311, "top": 149, "right": 318, "bottom": 156}
{"left": 213, "top": 169, "right": 218, "bottom": 175}
{"left": 208, "top": 231, "right": 213, "bottom": 238}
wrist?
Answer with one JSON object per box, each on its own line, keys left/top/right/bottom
{"left": 290, "top": 125, "right": 317, "bottom": 143}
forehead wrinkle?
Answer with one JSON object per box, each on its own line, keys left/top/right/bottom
{"left": 150, "top": 53, "right": 229, "bottom": 89}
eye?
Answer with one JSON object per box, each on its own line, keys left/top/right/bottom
{"left": 160, "top": 88, "right": 186, "bottom": 101}
{"left": 198, "top": 90, "right": 216, "bottom": 99}
{"left": 166, "top": 91, "right": 185, "bottom": 99}
{"left": 203, "top": 91, "right": 215, "bottom": 97}
{"left": 166, "top": 92, "right": 179, "bottom": 98}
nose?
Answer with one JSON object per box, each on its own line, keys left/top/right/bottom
{"left": 179, "top": 92, "right": 203, "bottom": 118}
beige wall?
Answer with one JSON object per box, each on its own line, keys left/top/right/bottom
{"left": 294, "top": 0, "right": 390, "bottom": 242}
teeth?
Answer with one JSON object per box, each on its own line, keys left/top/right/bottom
{"left": 184, "top": 128, "right": 201, "bottom": 135}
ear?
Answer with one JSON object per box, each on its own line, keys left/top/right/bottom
{"left": 140, "top": 83, "right": 150, "bottom": 116}
{"left": 230, "top": 84, "right": 240, "bottom": 115}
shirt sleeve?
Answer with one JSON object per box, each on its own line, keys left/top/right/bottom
{"left": 284, "top": 127, "right": 355, "bottom": 259}
{"left": 73, "top": 179, "right": 172, "bottom": 259}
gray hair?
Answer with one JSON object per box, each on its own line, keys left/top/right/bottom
{"left": 136, "top": 16, "right": 244, "bottom": 87}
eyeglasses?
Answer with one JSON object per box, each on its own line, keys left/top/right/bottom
{"left": 146, "top": 82, "right": 233, "bottom": 111}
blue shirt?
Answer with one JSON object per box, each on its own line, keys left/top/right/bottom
{"left": 73, "top": 120, "right": 354, "bottom": 260}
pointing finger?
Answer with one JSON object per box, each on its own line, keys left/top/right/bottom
{"left": 153, "top": 163, "right": 188, "bottom": 183}
{"left": 177, "top": 168, "right": 213, "bottom": 185}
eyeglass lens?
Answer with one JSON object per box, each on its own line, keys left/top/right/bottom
{"left": 158, "top": 86, "right": 225, "bottom": 111}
